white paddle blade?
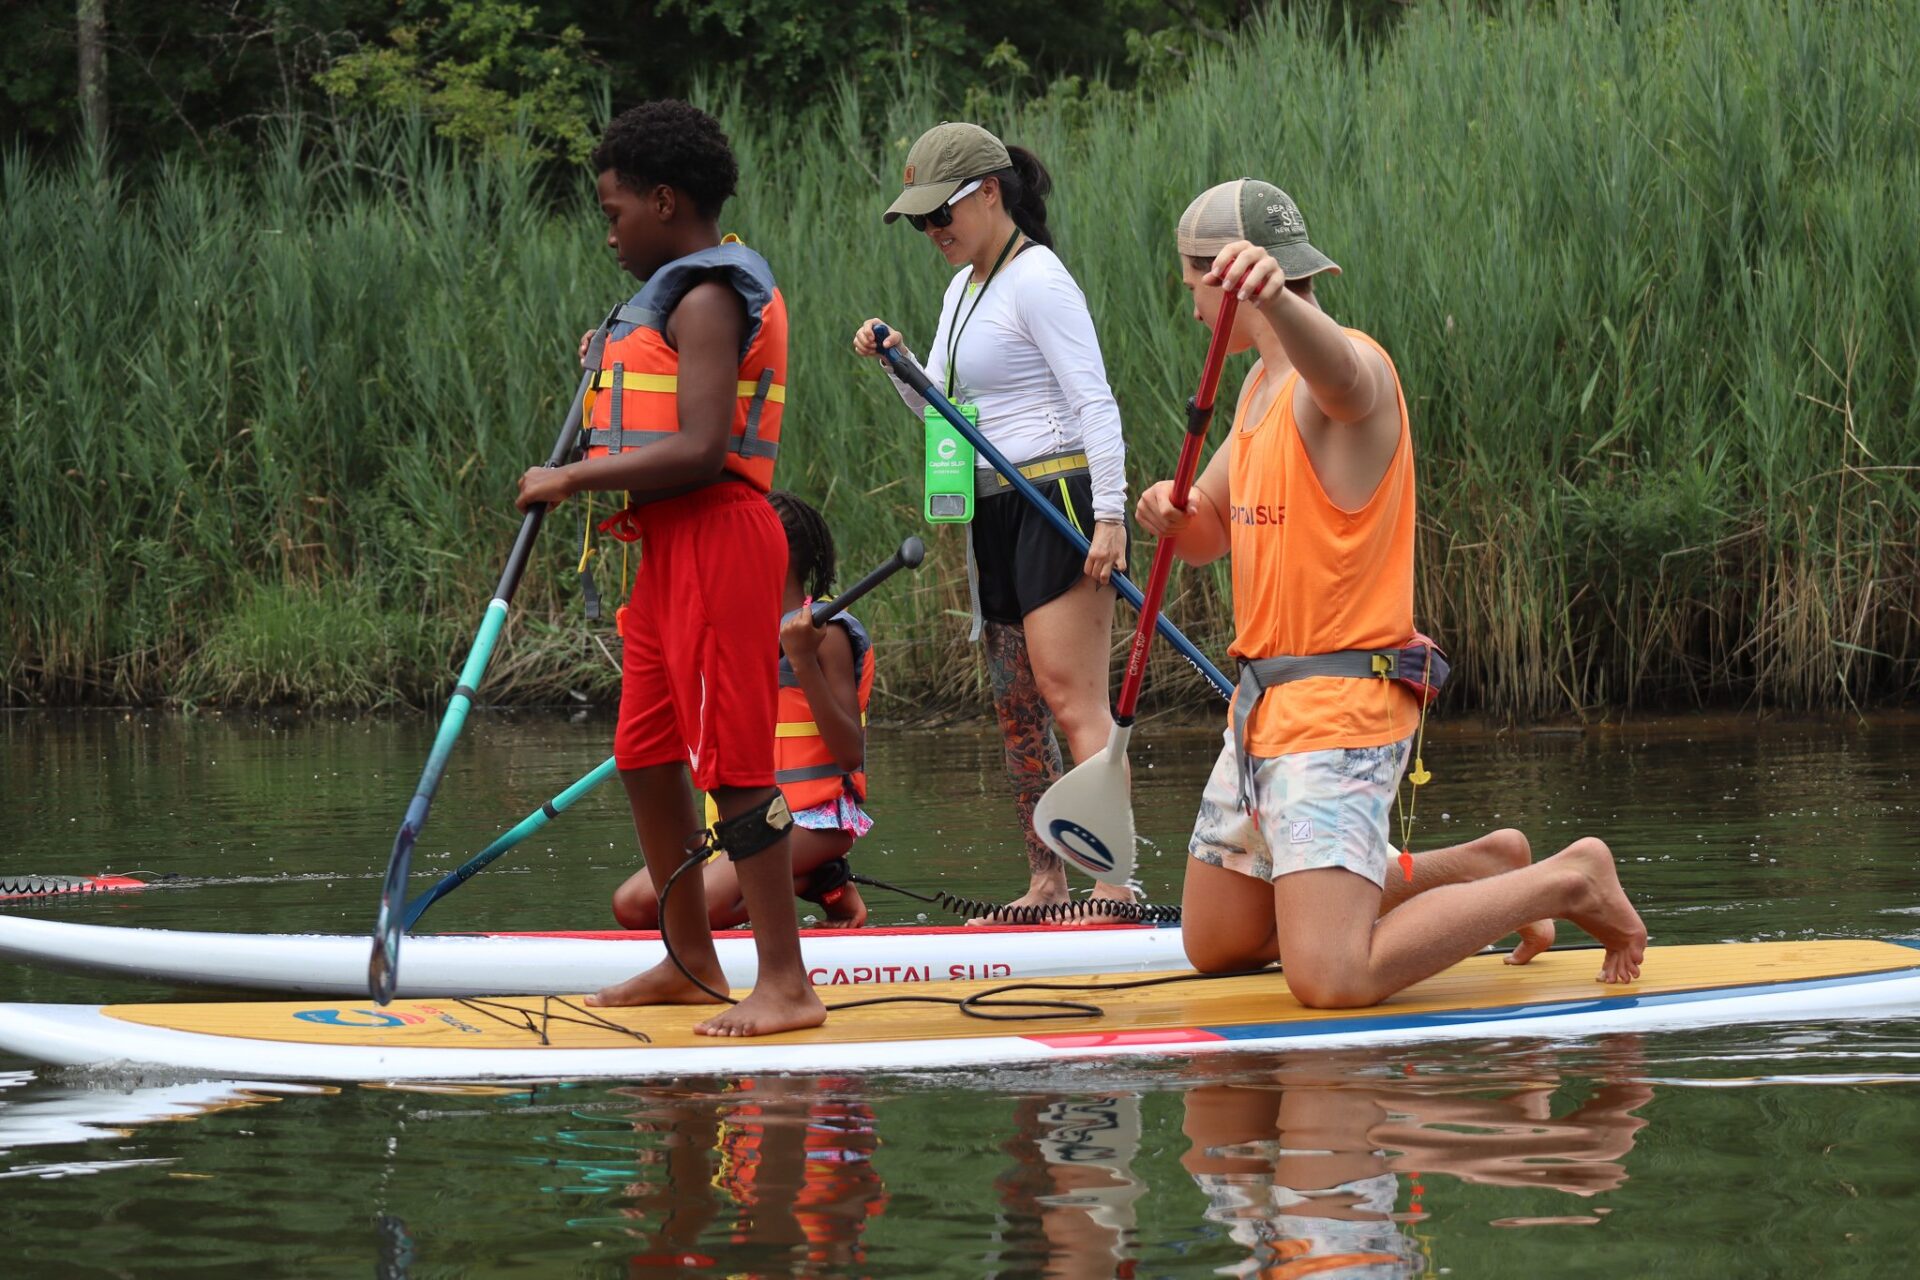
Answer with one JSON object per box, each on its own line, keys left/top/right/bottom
{"left": 1033, "top": 725, "right": 1135, "bottom": 886}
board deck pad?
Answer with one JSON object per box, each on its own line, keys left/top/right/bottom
{"left": 97, "top": 939, "right": 1920, "bottom": 1051}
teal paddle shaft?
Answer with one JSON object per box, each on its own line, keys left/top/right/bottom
{"left": 401, "top": 754, "right": 620, "bottom": 930}
{"left": 369, "top": 313, "right": 617, "bottom": 1003}
{"left": 397, "top": 537, "right": 929, "bottom": 930}
{"left": 872, "top": 324, "right": 1232, "bottom": 701}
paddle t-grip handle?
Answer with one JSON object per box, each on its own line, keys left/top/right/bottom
{"left": 809, "top": 536, "right": 926, "bottom": 627}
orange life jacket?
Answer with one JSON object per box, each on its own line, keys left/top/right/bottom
{"left": 774, "top": 609, "right": 873, "bottom": 809}
{"left": 582, "top": 241, "right": 786, "bottom": 495}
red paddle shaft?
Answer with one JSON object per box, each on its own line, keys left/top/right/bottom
{"left": 1114, "top": 294, "right": 1240, "bottom": 724}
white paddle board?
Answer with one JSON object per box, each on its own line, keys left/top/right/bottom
{"left": 1, "top": 940, "right": 1913, "bottom": 1082}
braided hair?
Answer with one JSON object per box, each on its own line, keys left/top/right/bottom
{"left": 767, "top": 490, "right": 836, "bottom": 601}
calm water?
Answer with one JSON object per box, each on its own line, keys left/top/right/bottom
{"left": 3, "top": 710, "right": 1920, "bottom": 1277}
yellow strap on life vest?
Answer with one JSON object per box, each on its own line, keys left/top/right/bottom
{"left": 576, "top": 490, "right": 595, "bottom": 575}
{"left": 775, "top": 712, "right": 870, "bottom": 738}
{"left": 589, "top": 370, "right": 786, "bottom": 405}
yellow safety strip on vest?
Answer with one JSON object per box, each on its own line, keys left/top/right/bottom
{"left": 590, "top": 370, "right": 786, "bottom": 404}
{"left": 774, "top": 712, "right": 869, "bottom": 738}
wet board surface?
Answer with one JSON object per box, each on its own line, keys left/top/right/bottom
{"left": 3, "top": 940, "right": 1916, "bottom": 1081}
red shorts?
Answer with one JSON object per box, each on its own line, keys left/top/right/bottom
{"left": 613, "top": 482, "right": 786, "bottom": 791}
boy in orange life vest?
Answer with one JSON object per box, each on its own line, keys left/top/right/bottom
{"left": 609, "top": 491, "right": 875, "bottom": 930}
{"left": 1136, "top": 179, "right": 1646, "bottom": 1007}
{"left": 515, "top": 100, "right": 823, "bottom": 1037}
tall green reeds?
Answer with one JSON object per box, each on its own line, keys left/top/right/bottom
{"left": 4, "top": 0, "right": 1917, "bottom": 715}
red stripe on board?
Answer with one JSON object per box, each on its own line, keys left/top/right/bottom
{"left": 473, "top": 923, "right": 1151, "bottom": 941}
{"left": 1023, "top": 1028, "right": 1225, "bottom": 1048}
{"left": 0, "top": 875, "right": 147, "bottom": 902}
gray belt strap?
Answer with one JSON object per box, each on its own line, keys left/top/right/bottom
{"left": 775, "top": 763, "right": 844, "bottom": 785}
{"left": 586, "top": 427, "right": 674, "bottom": 450}
{"left": 1230, "top": 649, "right": 1445, "bottom": 815}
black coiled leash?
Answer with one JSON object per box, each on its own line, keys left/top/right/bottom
{"left": 848, "top": 872, "right": 1184, "bottom": 926}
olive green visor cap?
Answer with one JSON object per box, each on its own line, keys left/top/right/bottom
{"left": 883, "top": 122, "right": 1011, "bottom": 222}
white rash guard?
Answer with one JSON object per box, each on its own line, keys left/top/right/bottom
{"left": 886, "top": 244, "right": 1128, "bottom": 522}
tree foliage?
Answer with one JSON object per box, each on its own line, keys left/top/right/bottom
{"left": 315, "top": 1, "right": 597, "bottom": 161}
{"left": 1, "top": 1, "right": 1412, "bottom": 163}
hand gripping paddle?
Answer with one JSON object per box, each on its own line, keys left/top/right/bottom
{"left": 1032, "top": 295, "right": 1240, "bottom": 885}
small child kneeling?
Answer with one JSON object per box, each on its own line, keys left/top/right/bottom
{"left": 613, "top": 490, "right": 875, "bottom": 930}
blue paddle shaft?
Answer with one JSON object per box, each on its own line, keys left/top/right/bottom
{"left": 873, "top": 325, "right": 1231, "bottom": 701}
{"left": 402, "top": 754, "right": 622, "bottom": 930}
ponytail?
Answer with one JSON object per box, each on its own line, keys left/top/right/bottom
{"left": 991, "top": 144, "right": 1055, "bottom": 250}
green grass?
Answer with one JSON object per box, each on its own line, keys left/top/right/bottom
{"left": 4, "top": 0, "right": 1917, "bottom": 715}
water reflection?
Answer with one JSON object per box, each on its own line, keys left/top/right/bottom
{"left": 1172, "top": 1040, "right": 1651, "bottom": 1275}
{"left": 0, "top": 1071, "right": 325, "bottom": 1157}
{"left": 524, "top": 1077, "right": 888, "bottom": 1276}
{"left": 992, "top": 1094, "right": 1145, "bottom": 1277}
{"left": 455, "top": 1038, "right": 1662, "bottom": 1277}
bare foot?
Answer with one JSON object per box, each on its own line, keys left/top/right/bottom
{"left": 584, "top": 957, "right": 728, "bottom": 1009}
{"left": 694, "top": 979, "right": 827, "bottom": 1037}
{"left": 819, "top": 885, "right": 868, "bottom": 929}
{"left": 1506, "top": 918, "right": 1557, "bottom": 965}
{"left": 1063, "top": 881, "right": 1141, "bottom": 929}
{"left": 1554, "top": 839, "right": 1649, "bottom": 984}
{"left": 966, "top": 885, "right": 1069, "bottom": 926}
{"left": 1478, "top": 829, "right": 1553, "bottom": 965}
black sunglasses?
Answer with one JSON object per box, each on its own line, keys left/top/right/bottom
{"left": 905, "top": 179, "right": 984, "bottom": 233}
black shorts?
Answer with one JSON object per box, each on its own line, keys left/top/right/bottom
{"left": 971, "top": 472, "right": 1130, "bottom": 625}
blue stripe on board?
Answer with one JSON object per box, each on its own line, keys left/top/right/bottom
{"left": 1199, "top": 963, "right": 1920, "bottom": 1043}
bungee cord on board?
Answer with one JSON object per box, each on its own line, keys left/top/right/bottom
{"left": 848, "top": 872, "right": 1183, "bottom": 926}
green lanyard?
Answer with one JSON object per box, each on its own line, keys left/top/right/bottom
{"left": 943, "top": 229, "right": 1023, "bottom": 397}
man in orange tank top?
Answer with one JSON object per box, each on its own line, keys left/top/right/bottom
{"left": 1137, "top": 179, "right": 1645, "bottom": 1006}
{"left": 515, "top": 101, "right": 823, "bottom": 1037}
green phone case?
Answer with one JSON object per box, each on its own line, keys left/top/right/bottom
{"left": 923, "top": 403, "right": 978, "bottom": 523}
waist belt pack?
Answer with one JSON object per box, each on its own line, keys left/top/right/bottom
{"left": 1230, "top": 633, "right": 1450, "bottom": 814}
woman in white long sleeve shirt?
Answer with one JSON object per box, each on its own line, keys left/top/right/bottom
{"left": 855, "top": 122, "right": 1134, "bottom": 914}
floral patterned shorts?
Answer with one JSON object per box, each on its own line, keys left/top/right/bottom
{"left": 1188, "top": 729, "right": 1412, "bottom": 889}
{"left": 791, "top": 788, "right": 873, "bottom": 837}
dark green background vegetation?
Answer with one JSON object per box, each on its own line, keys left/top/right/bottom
{"left": 3, "top": 0, "right": 1916, "bottom": 717}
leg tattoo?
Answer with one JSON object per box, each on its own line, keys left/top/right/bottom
{"left": 983, "top": 621, "right": 1065, "bottom": 878}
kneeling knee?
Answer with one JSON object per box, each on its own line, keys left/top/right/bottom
{"left": 611, "top": 884, "right": 659, "bottom": 930}
{"left": 1186, "top": 938, "right": 1263, "bottom": 975}
{"left": 1284, "top": 971, "right": 1379, "bottom": 1011}
{"left": 1562, "top": 835, "right": 1613, "bottom": 861}
{"left": 1489, "top": 827, "right": 1532, "bottom": 869}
